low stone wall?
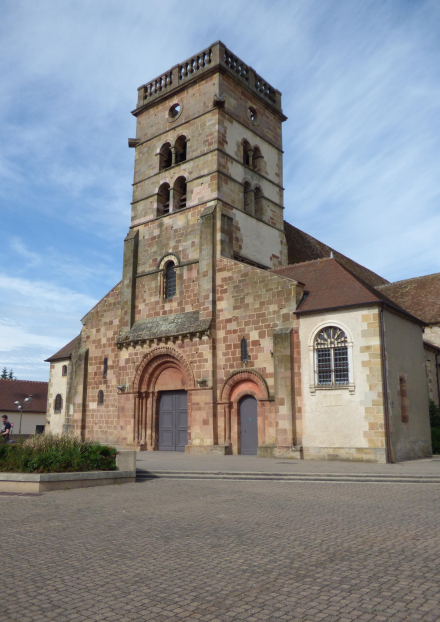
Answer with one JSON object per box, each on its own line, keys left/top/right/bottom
{"left": 0, "top": 471, "right": 136, "bottom": 493}
{"left": 257, "top": 445, "right": 302, "bottom": 459}
{"left": 302, "top": 446, "right": 387, "bottom": 463}
{"left": 0, "top": 451, "right": 137, "bottom": 493}
{"left": 185, "top": 445, "right": 230, "bottom": 455}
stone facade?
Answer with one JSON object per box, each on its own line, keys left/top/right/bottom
{"left": 46, "top": 42, "right": 433, "bottom": 462}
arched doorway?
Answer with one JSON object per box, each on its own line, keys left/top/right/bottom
{"left": 239, "top": 395, "right": 258, "bottom": 455}
{"left": 132, "top": 347, "right": 194, "bottom": 450}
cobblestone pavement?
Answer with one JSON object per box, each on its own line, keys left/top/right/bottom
{"left": 1, "top": 480, "right": 440, "bottom": 622}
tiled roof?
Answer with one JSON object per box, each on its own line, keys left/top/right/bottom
{"left": 271, "top": 258, "right": 420, "bottom": 321}
{"left": 284, "top": 221, "right": 388, "bottom": 288}
{"left": 377, "top": 273, "right": 440, "bottom": 325}
{"left": 45, "top": 335, "right": 80, "bottom": 362}
{"left": 0, "top": 379, "right": 48, "bottom": 413}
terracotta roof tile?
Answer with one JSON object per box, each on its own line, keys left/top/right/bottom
{"left": 377, "top": 273, "right": 440, "bottom": 325}
{"left": 272, "top": 258, "right": 421, "bottom": 322}
{"left": 45, "top": 335, "right": 80, "bottom": 362}
{"left": 284, "top": 221, "right": 388, "bottom": 288}
{"left": 0, "top": 380, "right": 48, "bottom": 413}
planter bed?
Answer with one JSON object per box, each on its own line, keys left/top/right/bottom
{"left": 0, "top": 469, "right": 136, "bottom": 493}
{"left": 0, "top": 449, "right": 137, "bottom": 492}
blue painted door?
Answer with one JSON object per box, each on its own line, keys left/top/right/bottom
{"left": 239, "top": 396, "right": 258, "bottom": 455}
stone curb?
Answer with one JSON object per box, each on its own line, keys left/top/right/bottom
{"left": 136, "top": 469, "right": 440, "bottom": 484}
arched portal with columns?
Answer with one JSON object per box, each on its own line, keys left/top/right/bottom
{"left": 219, "top": 370, "right": 273, "bottom": 454}
{"left": 132, "top": 347, "right": 195, "bottom": 450}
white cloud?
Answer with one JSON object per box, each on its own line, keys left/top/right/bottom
{"left": 0, "top": 274, "right": 96, "bottom": 313}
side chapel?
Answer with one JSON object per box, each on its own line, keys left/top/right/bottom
{"left": 45, "top": 42, "right": 435, "bottom": 463}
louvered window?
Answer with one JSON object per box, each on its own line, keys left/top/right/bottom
{"left": 315, "top": 327, "right": 349, "bottom": 386}
{"left": 165, "top": 263, "right": 176, "bottom": 299}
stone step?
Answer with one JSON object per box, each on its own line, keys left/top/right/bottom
{"left": 135, "top": 469, "right": 440, "bottom": 484}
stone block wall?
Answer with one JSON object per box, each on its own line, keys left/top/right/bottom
{"left": 70, "top": 283, "right": 122, "bottom": 445}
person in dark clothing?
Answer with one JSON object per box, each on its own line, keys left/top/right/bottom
{"left": 1, "top": 415, "right": 11, "bottom": 442}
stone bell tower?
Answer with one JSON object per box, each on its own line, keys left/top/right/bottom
{"left": 120, "top": 40, "right": 288, "bottom": 335}
{"left": 113, "top": 41, "right": 298, "bottom": 454}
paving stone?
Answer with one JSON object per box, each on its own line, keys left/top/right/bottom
{"left": 1, "top": 480, "right": 440, "bottom": 621}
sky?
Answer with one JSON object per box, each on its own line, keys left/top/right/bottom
{"left": 1, "top": 0, "right": 439, "bottom": 381}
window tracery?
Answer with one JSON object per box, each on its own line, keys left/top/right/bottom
{"left": 315, "top": 327, "right": 349, "bottom": 386}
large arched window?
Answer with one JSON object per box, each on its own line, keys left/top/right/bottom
{"left": 159, "top": 142, "right": 172, "bottom": 171}
{"left": 54, "top": 394, "right": 62, "bottom": 414}
{"left": 97, "top": 390, "right": 104, "bottom": 406}
{"left": 165, "top": 262, "right": 177, "bottom": 299}
{"left": 157, "top": 183, "right": 170, "bottom": 216}
{"left": 174, "top": 135, "right": 187, "bottom": 164}
{"left": 174, "top": 176, "right": 187, "bottom": 210}
{"left": 315, "top": 327, "right": 349, "bottom": 386}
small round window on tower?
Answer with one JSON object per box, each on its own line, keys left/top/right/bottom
{"left": 247, "top": 106, "right": 258, "bottom": 125}
{"left": 168, "top": 103, "right": 182, "bottom": 121}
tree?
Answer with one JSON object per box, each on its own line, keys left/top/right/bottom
{"left": 0, "top": 368, "right": 15, "bottom": 380}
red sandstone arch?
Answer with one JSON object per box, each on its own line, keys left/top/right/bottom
{"left": 220, "top": 369, "right": 269, "bottom": 403}
{"left": 219, "top": 370, "right": 271, "bottom": 455}
{"left": 133, "top": 346, "right": 195, "bottom": 392}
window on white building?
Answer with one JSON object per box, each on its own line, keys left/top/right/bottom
{"left": 315, "top": 326, "right": 349, "bottom": 387}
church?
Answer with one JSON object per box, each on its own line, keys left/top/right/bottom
{"left": 45, "top": 41, "right": 436, "bottom": 463}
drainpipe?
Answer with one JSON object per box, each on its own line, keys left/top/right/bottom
{"left": 435, "top": 352, "right": 440, "bottom": 406}
{"left": 379, "top": 305, "right": 392, "bottom": 463}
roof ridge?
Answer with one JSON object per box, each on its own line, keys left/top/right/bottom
{"left": 272, "top": 257, "right": 334, "bottom": 271}
{"left": 377, "top": 271, "right": 440, "bottom": 288}
{"left": 0, "top": 379, "right": 48, "bottom": 384}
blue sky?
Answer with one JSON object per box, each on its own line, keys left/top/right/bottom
{"left": 1, "top": 0, "right": 439, "bottom": 381}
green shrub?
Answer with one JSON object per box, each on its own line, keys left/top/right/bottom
{"left": 431, "top": 428, "right": 440, "bottom": 455}
{"left": 0, "top": 433, "right": 118, "bottom": 473}
{"left": 429, "top": 400, "right": 440, "bottom": 428}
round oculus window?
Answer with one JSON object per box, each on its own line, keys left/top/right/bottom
{"left": 168, "top": 103, "right": 182, "bottom": 121}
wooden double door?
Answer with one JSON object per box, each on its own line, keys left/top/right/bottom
{"left": 158, "top": 391, "right": 188, "bottom": 452}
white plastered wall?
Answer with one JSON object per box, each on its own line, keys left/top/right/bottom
{"left": 299, "top": 308, "right": 381, "bottom": 449}
{"left": 2, "top": 411, "right": 46, "bottom": 435}
{"left": 47, "top": 360, "right": 69, "bottom": 435}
